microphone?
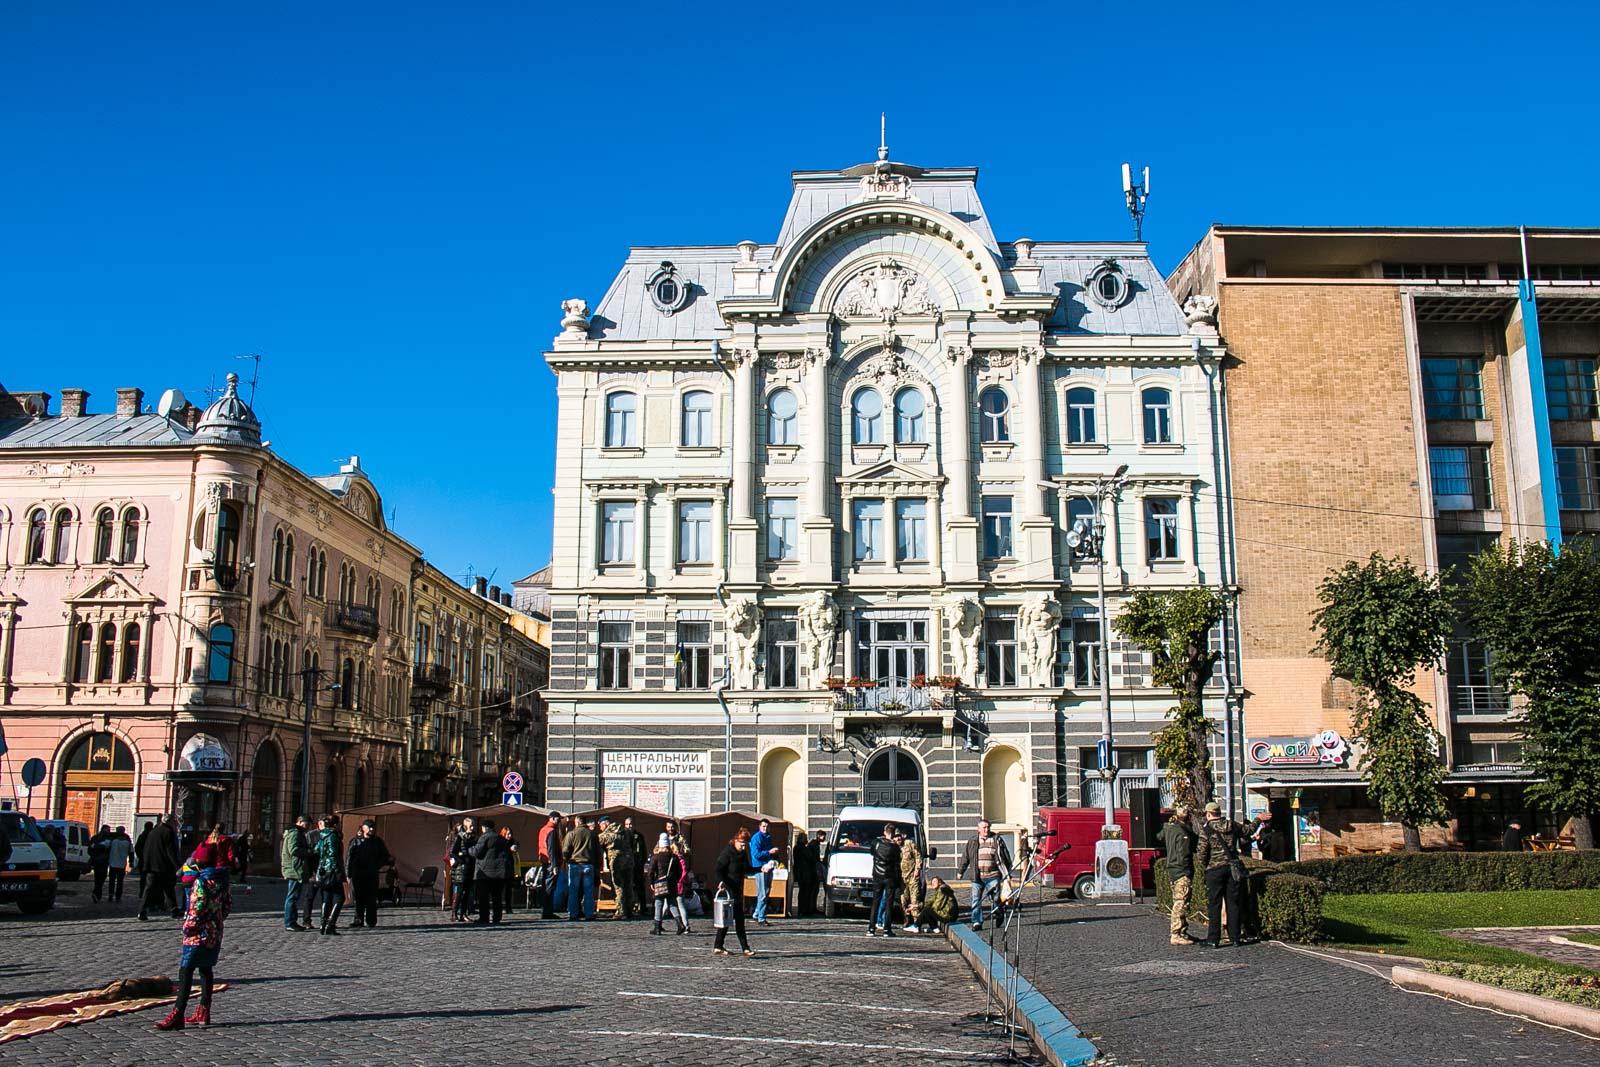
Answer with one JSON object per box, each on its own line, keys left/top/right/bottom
{"left": 1034, "top": 830, "right": 1059, "bottom": 838}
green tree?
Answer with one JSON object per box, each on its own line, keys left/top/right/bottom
{"left": 1313, "top": 554, "right": 1454, "bottom": 852}
{"left": 1464, "top": 539, "right": 1600, "bottom": 850}
{"left": 1114, "top": 588, "right": 1225, "bottom": 815}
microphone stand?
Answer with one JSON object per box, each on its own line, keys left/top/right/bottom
{"left": 969, "top": 842, "right": 1070, "bottom": 1065}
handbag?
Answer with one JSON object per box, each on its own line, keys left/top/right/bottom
{"left": 712, "top": 886, "right": 732, "bottom": 929}
{"left": 526, "top": 865, "right": 548, "bottom": 890}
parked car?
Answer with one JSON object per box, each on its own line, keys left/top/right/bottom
{"left": 1035, "top": 806, "right": 1163, "bottom": 900}
{"left": 822, "top": 805, "right": 933, "bottom": 917}
{"left": 1, "top": 812, "right": 59, "bottom": 914}
{"left": 35, "top": 819, "right": 91, "bottom": 880}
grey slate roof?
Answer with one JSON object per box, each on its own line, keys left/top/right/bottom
{"left": 0, "top": 413, "right": 194, "bottom": 450}
{"left": 589, "top": 246, "right": 743, "bottom": 343}
{"left": 1032, "top": 246, "right": 1188, "bottom": 336}
{"left": 776, "top": 166, "right": 999, "bottom": 252}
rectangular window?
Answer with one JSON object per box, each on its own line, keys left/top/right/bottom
{"left": 983, "top": 614, "right": 1017, "bottom": 687}
{"left": 678, "top": 500, "right": 712, "bottom": 564}
{"left": 1556, "top": 447, "right": 1600, "bottom": 510}
{"left": 895, "top": 499, "right": 928, "bottom": 562}
{"left": 676, "top": 621, "right": 712, "bottom": 689}
{"left": 601, "top": 502, "right": 635, "bottom": 564}
{"left": 982, "top": 496, "right": 1013, "bottom": 559}
{"left": 765, "top": 612, "right": 799, "bottom": 688}
{"left": 1144, "top": 497, "right": 1180, "bottom": 561}
{"left": 598, "top": 621, "right": 632, "bottom": 689}
{"left": 765, "top": 497, "right": 798, "bottom": 562}
{"left": 1546, "top": 358, "right": 1599, "bottom": 421}
{"left": 1430, "top": 446, "right": 1493, "bottom": 511}
{"left": 1420, "top": 357, "right": 1485, "bottom": 420}
{"left": 1072, "top": 620, "right": 1101, "bottom": 687}
{"left": 1066, "top": 389, "right": 1097, "bottom": 444}
{"left": 853, "top": 498, "right": 885, "bottom": 562}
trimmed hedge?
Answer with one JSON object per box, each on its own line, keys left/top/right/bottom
{"left": 1153, "top": 859, "right": 1324, "bottom": 943}
{"left": 1426, "top": 963, "right": 1600, "bottom": 1010}
{"left": 1279, "top": 849, "right": 1600, "bottom": 895}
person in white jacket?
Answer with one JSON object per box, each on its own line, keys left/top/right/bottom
{"left": 106, "top": 826, "right": 134, "bottom": 902}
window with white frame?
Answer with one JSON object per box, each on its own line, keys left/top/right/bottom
{"left": 1079, "top": 747, "right": 1171, "bottom": 809}
{"left": 767, "top": 389, "right": 798, "bottom": 445}
{"left": 601, "top": 501, "right": 636, "bottom": 564}
{"left": 598, "top": 621, "right": 632, "bottom": 689}
{"left": 1066, "top": 387, "right": 1097, "bottom": 444}
{"left": 678, "top": 500, "right": 712, "bottom": 564}
{"left": 982, "top": 495, "right": 1013, "bottom": 559}
{"left": 979, "top": 388, "right": 1011, "bottom": 443}
{"left": 852, "top": 498, "right": 885, "bottom": 562}
{"left": 765, "top": 610, "right": 798, "bottom": 688}
{"left": 1066, "top": 496, "right": 1096, "bottom": 540}
{"left": 894, "top": 388, "right": 926, "bottom": 443}
{"left": 676, "top": 621, "right": 712, "bottom": 689}
{"left": 1142, "top": 387, "right": 1173, "bottom": 444}
{"left": 895, "top": 498, "right": 928, "bottom": 562}
{"left": 852, "top": 388, "right": 884, "bottom": 444}
{"left": 604, "top": 392, "right": 638, "bottom": 448}
{"left": 1145, "top": 497, "right": 1180, "bottom": 561}
{"left": 1072, "top": 619, "right": 1101, "bottom": 686}
{"left": 681, "top": 390, "right": 713, "bottom": 447}
{"left": 94, "top": 508, "right": 115, "bottom": 563}
{"left": 983, "top": 612, "right": 1018, "bottom": 687}
{"left": 765, "top": 496, "right": 798, "bottom": 561}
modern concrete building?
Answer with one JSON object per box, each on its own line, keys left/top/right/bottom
{"left": 541, "top": 150, "right": 1236, "bottom": 863}
{"left": 1169, "top": 226, "right": 1600, "bottom": 855}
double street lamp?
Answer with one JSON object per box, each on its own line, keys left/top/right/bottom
{"left": 1066, "top": 464, "right": 1129, "bottom": 830}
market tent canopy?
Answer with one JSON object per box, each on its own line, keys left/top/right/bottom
{"left": 570, "top": 804, "right": 673, "bottom": 853}
{"left": 337, "top": 801, "right": 459, "bottom": 887}
{"left": 679, "top": 810, "right": 791, "bottom": 892}
{"left": 457, "top": 802, "right": 554, "bottom": 856}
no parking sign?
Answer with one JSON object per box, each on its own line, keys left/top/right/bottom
{"left": 502, "top": 770, "right": 523, "bottom": 794}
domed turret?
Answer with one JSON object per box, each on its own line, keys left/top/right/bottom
{"left": 194, "top": 373, "right": 261, "bottom": 446}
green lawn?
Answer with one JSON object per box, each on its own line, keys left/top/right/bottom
{"left": 1321, "top": 889, "right": 1600, "bottom": 975}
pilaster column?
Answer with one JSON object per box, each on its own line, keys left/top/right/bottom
{"left": 943, "top": 344, "right": 979, "bottom": 582}
{"left": 1017, "top": 347, "right": 1048, "bottom": 518}
{"left": 732, "top": 350, "right": 756, "bottom": 523}
{"left": 801, "top": 347, "right": 836, "bottom": 581}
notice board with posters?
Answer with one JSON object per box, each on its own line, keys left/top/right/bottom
{"left": 601, "top": 751, "right": 710, "bottom": 818}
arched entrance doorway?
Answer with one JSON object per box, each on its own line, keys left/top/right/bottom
{"left": 981, "top": 747, "right": 1029, "bottom": 827}
{"left": 58, "top": 732, "right": 136, "bottom": 829}
{"left": 758, "top": 748, "right": 805, "bottom": 825}
{"left": 863, "top": 748, "right": 923, "bottom": 813}
{"left": 251, "top": 743, "right": 280, "bottom": 857}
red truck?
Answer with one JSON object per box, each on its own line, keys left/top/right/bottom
{"left": 1034, "top": 806, "right": 1164, "bottom": 899}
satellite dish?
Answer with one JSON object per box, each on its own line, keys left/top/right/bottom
{"left": 157, "top": 388, "right": 188, "bottom": 419}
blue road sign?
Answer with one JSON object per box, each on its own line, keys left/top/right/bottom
{"left": 1096, "top": 739, "right": 1111, "bottom": 771}
{"left": 20, "top": 758, "right": 47, "bottom": 787}
{"left": 502, "top": 791, "right": 523, "bottom": 807}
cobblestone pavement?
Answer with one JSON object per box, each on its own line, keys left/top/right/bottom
{"left": 1444, "top": 926, "right": 1600, "bottom": 969}
{"left": 0, "top": 880, "right": 1008, "bottom": 1065}
{"left": 997, "top": 899, "right": 1600, "bottom": 1066}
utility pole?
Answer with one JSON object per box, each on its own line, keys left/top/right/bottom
{"left": 300, "top": 666, "right": 315, "bottom": 817}
{"left": 1069, "top": 465, "right": 1130, "bottom": 829}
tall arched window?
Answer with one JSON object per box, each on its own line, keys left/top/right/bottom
{"left": 341, "top": 658, "right": 356, "bottom": 709}
{"left": 51, "top": 507, "right": 73, "bottom": 564}
{"left": 120, "top": 507, "right": 140, "bottom": 562}
{"left": 283, "top": 534, "right": 295, "bottom": 585}
{"left": 681, "top": 389, "right": 713, "bottom": 447}
{"left": 356, "top": 661, "right": 367, "bottom": 710}
{"left": 95, "top": 622, "right": 116, "bottom": 682}
{"left": 767, "top": 389, "right": 798, "bottom": 445}
{"left": 604, "top": 392, "right": 638, "bottom": 448}
{"left": 979, "top": 388, "right": 1011, "bottom": 443}
{"left": 94, "top": 508, "right": 115, "bottom": 563}
{"left": 26, "top": 509, "right": 47, "bottom": 563}
{"left": 120, "top": 622, "right": 141, "bottom": 683}
{"left": 894, "top": 388, "right": 926, "bottom": 443}
{"left": 271, "top": 528, "right": 285, "bottom": 581}
{"left": 71, "top": 622, "right": 93, "bottom": 682}
{"left": 207, "top": 623, "right": 235, "bottom": 684}
{"left": 215, "top": 504, "right": 241, "bottom": 588}
{"left": 1142, "top": 387, "right": 1173, "bottom": 444}
{"left": 1066, "top": 387, "right": 1097, "bottom": 444}
{"left": 852, "top": 388, "right": 884, "bottom": 444}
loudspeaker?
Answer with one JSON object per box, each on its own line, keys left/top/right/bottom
{"left": 1127, "top": 787, "right": 1162, "bottom": 849}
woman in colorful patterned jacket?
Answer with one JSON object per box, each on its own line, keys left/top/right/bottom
{"left": 154, "top": 862, "right": 232, "bottom": 1030}
{"left": 312, "top": 815, "right": 347, "bottom": 935}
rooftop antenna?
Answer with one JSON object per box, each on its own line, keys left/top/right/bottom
{"left": 236, "top": 352, "right": 262, "bottom": 404}
{"left": 1122, "top": 163, "right": 1151, "bottom": 241}
{"left": 879, "top": 112, "right": 888, "bottom": 161}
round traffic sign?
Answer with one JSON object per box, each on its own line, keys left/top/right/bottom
{"left": 20, "top": 758, "right": 47, "bottom": 787}
{"left": 501, "top": 770, "right": 523, "bottom": 794}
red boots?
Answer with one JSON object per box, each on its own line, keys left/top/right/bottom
{"left": 153, "top": 1007, "right": 183, "bottom": 1031}
{"left": 184, "top": 1004, "right": 210, "bottom": 1027}
{"left": 154, "top": 1003, "right": 210, "bottom": 1031}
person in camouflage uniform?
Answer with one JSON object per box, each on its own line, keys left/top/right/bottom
{"left": 896, "top": 830, "right": 924, "bottom": 931}
{"left": 599, "top": 816, "right": 646, "bottom": 919}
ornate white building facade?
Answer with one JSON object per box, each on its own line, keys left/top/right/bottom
{"left": 542, "top": 152, "right": 1234, "bottom": 863}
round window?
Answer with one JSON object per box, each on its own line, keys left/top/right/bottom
{"left": 646, "top": 261, "right": 691, "bottom": 315}
{"left": 1086, "top": 261, "right": 1129, "bottom": 309}
{"left": 655, "top": 278, "right": 679, "bottom": 307}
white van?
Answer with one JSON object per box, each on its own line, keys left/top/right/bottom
{"left": 36, "top": 819, "right": 91, "bottom": 880}
{"left": 1, "top": 812, "right": 59, "bottom": 914}
{"left": 822, "top": 805, "right": 932, "bottom": 918}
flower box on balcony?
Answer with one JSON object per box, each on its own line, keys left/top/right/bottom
{"left": 845, "top": 677, "right": 875, "bottom": 689}
{"left": 933, "top": 675, "right": 962, "bottom": 689}
{"left": 824, "top": 677, "right": 846, "bottom": 690}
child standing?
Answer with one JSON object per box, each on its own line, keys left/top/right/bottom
{"left": 154, "top": 864, "right": 232, "bottom": 1030}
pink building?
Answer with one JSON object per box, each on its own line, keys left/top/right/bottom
{"left": 0, "top": 375, "right": 420, "bottom": 854}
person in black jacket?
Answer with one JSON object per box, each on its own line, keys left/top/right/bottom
{"left": 471, "top": 818, "right": 514, "bottom": 925}
{"left": 345, "top": 820, "right": 393, "bottom": 929}
{"left": 138, "top": 816, "right": 181, "bottom": 921}
{"left": 712, "top": 831, "right": 754, "bottom": 957}
{"left": 449, "top": 818, "right": 479, "bottom": 922}
{"left": 867, "top": 824, "right": 903, "bottom": 937}
{"left": 792, "top": 829, "right": 818, "bottom": 917}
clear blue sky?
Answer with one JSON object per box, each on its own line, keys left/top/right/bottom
{"left": 5, "top": 2, "right": 1597, "bottom": 585}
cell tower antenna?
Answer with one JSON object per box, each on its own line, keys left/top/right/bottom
{"left": 1121, "top": 163, "right": 1151, "bottom": 241}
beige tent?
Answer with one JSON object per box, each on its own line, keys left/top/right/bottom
{"left": 457, "top": 802, "right": 554, "bottom": 864}
{"left": 338, "top": 800, "right": 459, "bottom": 892}
{"left": 680, "top": 810, "right": 791, "bottom": 894}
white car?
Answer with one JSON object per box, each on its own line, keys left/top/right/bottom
{"left": 822, "top": 805, "right": 932, "bottom": 918}
{"left": 1, "top": 812, "right": 59, "bottom": 914}
{"left": 36, "top": 819, "right": 91, "bottom": 880}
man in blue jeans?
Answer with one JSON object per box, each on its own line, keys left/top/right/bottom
{"left": 956, "top": 819, "right": 1012, "bottom": 930}
{"left": 279, "top": 814, "right": 314, "bottom": 931}
{"left": 749, "top": 818, "right": 782, "bottom": 924}
{"left": 562, "top": 815, "right": 599, "bottom": 920}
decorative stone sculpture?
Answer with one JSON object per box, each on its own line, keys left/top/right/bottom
{"left": 1018, "top": 593, "right": 1064, "bottom": 686}
{"left": 834, "top": 259, "right": 940, "bottom": 321}
{"left": 1182, "top": 294, "right": 1218, "bottom": 329}
{"left": 727, "top": 597, "right": 761, "bottom": 688}
{"left": 560, "top": 298, "right": 590, "bottom": 338}
{"left": 798, "top": 591, "right": 839, "bottom": 677}
{"left": 945, "top": 594, "right": 983, "bottom": 685}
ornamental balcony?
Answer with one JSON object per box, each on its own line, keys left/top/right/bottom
{"left": 505, "top": 702, "right": 534, "bottom": 729}
{"left": 483, "top": 687, "right": 513, "bottom": 710}
{"left": 413, "top": 662, "right": 452, "bottom": 694}
{"left": 829, "top": 684, "right": 955, "bottom": 714}
{"left": 328, "top": 601, "right": 381, "bottom": 639}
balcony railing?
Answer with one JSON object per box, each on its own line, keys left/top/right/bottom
{"left": 1452, "top": 684, "right": 1512, "bottom": 717}
{"left": 831, "top": 685, "right": 953, "bottom": 713}
{"left": 505, "top": 702, "right": 534, "bottom": 728}
{"left": 483, "top": 687, "right": 513, "bottom": 709}
{"left": 413, "top": 662, "right": 452, "bottom": 694}
{"left": 329, "top": 601, "right": 381, "bottom": 638}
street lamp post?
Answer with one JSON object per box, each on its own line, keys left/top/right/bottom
{"left": 299, "top": 667, "right": 338, "bottom": 817}
{"left": 1068, "top": 465, "right": 1129, "bottom": 830}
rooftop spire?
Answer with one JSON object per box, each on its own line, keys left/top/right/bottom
{"left": 878, "top": 112, "right": 888, "bottom": 162}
